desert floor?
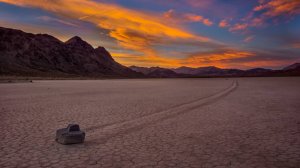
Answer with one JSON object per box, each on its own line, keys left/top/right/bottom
{"left": 0, "top": 77, "right": 299, "bottom": 168}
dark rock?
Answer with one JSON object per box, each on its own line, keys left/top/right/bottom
{"left": 56, "top": 124, "right": 85, "bottom": 145}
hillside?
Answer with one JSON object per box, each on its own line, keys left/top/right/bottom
{"left": 0, "top": 27, "right": 143, "bottom": 78}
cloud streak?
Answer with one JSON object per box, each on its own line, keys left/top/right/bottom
{"left": 37, "top": 16, "right": 79, "bottom": 27}
{"left": 226, "top": 0, "right": 300, "bottom": 33}
{"left": 183, "top": 50, "right": 255, "bottom": 68}
{"left": 163, "top": 9, "right": 213, "bottom": 26}
{"left": 0, "top": 0, "right": 214, "bottom": 56}
{"left": 254, "top": 0, "right": 300, "bottom": 17}
{"left": 218, "top": 19, "right": 230, "bottom": 28}
{"left": 243, "top": 36, "right": 254, "bottom": 43}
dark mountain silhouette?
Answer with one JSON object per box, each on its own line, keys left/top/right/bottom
{"left": 243, "top": 68, "right": 273, "bottom": 76}
{"left": 173, "top": 66, "right": 245, "bottom": 76}
{"left": 130, "top": 66, "right": 182, "bottom": 78}
{"left": 130, "top": 64, "right": 300, "bottom": 78}
{"left": 274, "top": 63, "right": 300, "bottom": 76}
{"left": 129, "top": 66, "right": 154, "bottom": 75}
{"left": 0, "top": 27, "right": 143, "bottom": 77}
{"left": 173, "top": 66, "right": 220, "bottom": 75}
{"left": 283, "top": 63, "right": 300, "bottom": 70}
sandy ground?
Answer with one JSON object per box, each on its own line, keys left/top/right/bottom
{"left": 0, "top": 78, "right": 299, "bottom": 168}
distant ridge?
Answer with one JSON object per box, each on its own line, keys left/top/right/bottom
{"left": 130, "top": 63, "right": 300, "bottom": 78}
{"left": 283, "top": 63, "right": 300, "bottom": 70}
{"left": 130, "top": 66, "right": 181, "bottom": 78}
{"left": 0, "top": 27, "right": 143, "bottom": 78}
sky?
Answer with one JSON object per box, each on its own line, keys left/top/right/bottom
{"left": 0, "top": 0, "right": 300, "bottom": 69}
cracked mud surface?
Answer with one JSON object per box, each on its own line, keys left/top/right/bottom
{"left": 1, "top": 78, "right": 299, "bottom": 168}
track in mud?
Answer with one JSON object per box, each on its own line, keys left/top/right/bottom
{"left": 87, "top": 80, "right": 238, "bottom": 144}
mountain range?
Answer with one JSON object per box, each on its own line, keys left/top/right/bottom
{"left": 0, "top": 27, "right": 299, "bottom": 78}
{"left": 0, "top": 27, "right": 142, "bottom": 78}
{"left": 130, "top": 63, "right": 300, "bottom": 78}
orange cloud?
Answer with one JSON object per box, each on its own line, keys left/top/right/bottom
{"left": 229, "top": 23, "right": 248, "bottom": 32}
{"left": 187, "top": 50, "right": 254, "bottom": 61}
{"left": 219, "top": 19, "right": 230, "bottom": 28}
{"left": 202, "top": 19, "right": 213, "bottom": 26}
{"left": 254, "top": 4, "right": 266, "bottom": 11}
{"left": 0, "top": 0, "right": 213, "bottom": 56}
{"left": 248, "top": 0, "right": 300, "bottom": 29}
{"left": 183, "top": 13, "right": 204, "bottom": 22}
{"left": 182, "top": 50, "right": 255, "bottom": 68}
{"left": 253, "top": 0, "right": 300, "bottom": 17}
{"left": 292, "top": 43, "right": 300, "bottom": 49}
{"left": 225, "top": 0, "right": 300, "bottom": 33}
{"left": 112, "top": 49, "right": 257, "bottom": 69}
{"left": 182, "top": 51, "right": 297, "bottom": 69}
{"left": 163, "top": 9, "right": 213, "bottom": 26}
{"left": 112, "top": 52, "right": 182, "bottom": 68}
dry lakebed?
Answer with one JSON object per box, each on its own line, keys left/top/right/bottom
{"left": 0, "top": 77, "right": 299, "bottom": 168}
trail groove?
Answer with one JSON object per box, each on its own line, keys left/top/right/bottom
{"left": 88, "top": 80, "right": 238, "bottom": 143}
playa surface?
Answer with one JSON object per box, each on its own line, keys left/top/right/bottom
{"left": 0, "top": 78, "right": 299, "bottom": 168}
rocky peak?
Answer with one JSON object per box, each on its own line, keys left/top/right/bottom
{"left": 66, "top": 36, "right": 82, "bottom": 43}
{"left": 95, "top": 46, "right": 114, "bottom": 61}
{"left": 65, "top": 36, "right": 93, "bottom": 50}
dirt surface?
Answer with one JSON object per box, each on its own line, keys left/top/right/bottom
{"left": 0, "top": 78, "right": 299, "bottom": 168}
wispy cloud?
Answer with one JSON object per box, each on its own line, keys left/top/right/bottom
{"left": 227, "top": 0, "right": 300, "bottom": 33}
{"left": 216, "top": 0, "right": 300, "bottom": 38}
{"left": 243, "top": 36, "right": 255, "bottom": 43}
{"left": 229, "top": 23, "right": 248, "bottom": 32}
{"left": 253, "top": 0, "right": 300, "bottom": 17}
{"left": 0, "top": 0, "right": 221, "bottom": 59}
{"left": 163, "top": 9, "right": 213, "bottom": 26}
{"left": 250, "top": 0, "right": 300, "bottom": 27}
{"left": 37, "top": 16, "right": 78, "bottom": 27}
{"left": 218, "top": 19, "right": 230, "bottom": 28}
{"left": 183, "top": 49, "right": 255, "bottom": 68}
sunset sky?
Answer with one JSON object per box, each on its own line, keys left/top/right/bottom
{"left": 1, "top": 0, "right": 300, "bottom": 69}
